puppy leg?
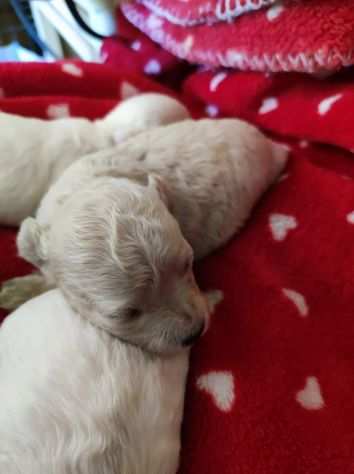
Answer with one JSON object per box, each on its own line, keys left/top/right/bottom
{"left": 202, "top": 290, "right": 223, "bottom": 333}
{"left": 204, "top": 290, "right": 224, "bottom": 313}
{"left": 0, "top": 272, "right": 52, "bottom": 311}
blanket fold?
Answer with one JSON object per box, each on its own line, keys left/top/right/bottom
{"left": 121, "top": 0, "right": 354, "bottom": 73}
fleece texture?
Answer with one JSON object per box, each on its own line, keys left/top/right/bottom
{"left": 2, "top": 51, "right": 354, "bottom": 474}
{"left": 137, "top": 0, "right": 278, "bottom": 25}
{"left": 121, "top": 0, "right": 354, "bottom": 73}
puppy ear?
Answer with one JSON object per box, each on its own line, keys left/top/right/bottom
{"left": 17, "top": 218, "right": 48, "bottom": 269}
{"left": 147, "top": 174, "right": 171, "bottom": 211}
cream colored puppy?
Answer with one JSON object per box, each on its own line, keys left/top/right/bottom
{"left": 0, "top": 118, "right": 288, "bottom": 313}
{"left": 0, "top": 93, "right": 189, "bottom": 226}
{"left": 18, "top": 175, "right": 218, "bottom": 351}
{"left": 0, "top": 118, "right": 284, "bottom": 472}
{"left": 0, "top": 174, "right": 222, "bottom": 472}
{"left": 0, "top": 287, "right": 221, "bottom": 474}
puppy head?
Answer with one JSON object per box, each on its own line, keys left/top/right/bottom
{"left": 22, "top": 175, "right": 208, "bottom": 354}
{"left": 99, "top": 93, "right": 190, "bottom": 144}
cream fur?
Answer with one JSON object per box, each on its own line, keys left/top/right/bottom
{"left": 26, "top": 176, "right": 215, "bottom": 354}
{"left": 0, "top": 93, "right": 189, "bottom": 226}
{"left": 0, "top": 117, "right": 285, "bottom": 472}
{"left": 0, "top": 289, "right": 187, "bottom": 474}
{"left": 0, "top": 166, "right": 222, "bottom": 473}
{"left": 0, "top": 119, "right": 287, "bottom": 312}
{"left": 34, "top": 118, "right": 288, "bottom": 259}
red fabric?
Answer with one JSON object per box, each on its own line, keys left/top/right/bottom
{"left": 101, "top": 11, "right": 193, "bottom": 90}
{"left": 138, "top": 0, "right": 277, "bottom": 25}
{"left": 183, "top": 69, "right": 354, "bottom": 151}
{"left": 2, "top": 57, "right": 354, "bottom": 474}
{"left": 122, "top": 0, "right": 354, "bottom": 73}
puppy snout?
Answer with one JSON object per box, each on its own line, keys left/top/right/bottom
{"left": 182, "top": 300, "right": 208, "bottom": 324}
{"left": 181, "top": 321, "right": 205, "bottom": 347}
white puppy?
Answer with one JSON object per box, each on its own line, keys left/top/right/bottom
{"left": 0, "top": 118, "right": 285, "bottom": 472}
{"left": 18, "top": 175, "right": 218, "bottom": 351}
{"left": 0, "top": 287, "right": 221, "bottom": 474}
{"left": 0, "top": 172, "right": 222, "bottom": 472}
{"left": 0, "top": 93, "right": 189, "bottom": 226}
{"left": 0, "top": 118, "right": 287, "bottom": 313}
{"left": 30, "top": 118, "right": 288, "bottom": 259}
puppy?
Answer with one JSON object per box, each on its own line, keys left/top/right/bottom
{"left": 0, "top": 289, "right": 222, "bottom": 474}
{"left": 0, "top": 176, "right": 222, "bottom": 473}
{"left": 0, "top": 93, "right": 189, "bottom": 226}
{"left": 0, "top": 118, "right": 288, "bottom": 312}
{"left": 0, "top": 119, "right": 281, "bottom": 471}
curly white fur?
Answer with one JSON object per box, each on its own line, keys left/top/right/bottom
{"left": 0, "top": 289, "right": 189, "bottom": 474}
{"left": 0, "top": 118, "right": 286, "bottom": 473}
{"left": 0, "top": 118, "right": 287, "bottom": 313}
{"left": 33, "top": 118, "right": 288, "bottom": 259}
{"left": 0, "top": 174, "right": 222, "bottom": 472}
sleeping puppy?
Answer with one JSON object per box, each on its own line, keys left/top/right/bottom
{"left": 17, "top": 175, "right": 218, "bottom": 349}
{"left": 0, "top": 93, "right": 189, "bottom": 226}
{"left": 0, "top": 175, "right": 222, "bottom": 473}
{"left": 0, "top": 118, "right": 283, "bottom": 471}
{"left": 0, "top": 278, "right": 221, "bottom": 473}
{"left": 0, "top": 118, "right": 288, "bottom": 313}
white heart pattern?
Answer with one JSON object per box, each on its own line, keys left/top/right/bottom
{"left": 296, "top": 377, "right": 325, "bottom": 410}
{"left": 205, "top": 104, "right": 219, "bottom": 117}
{"left": 259, "top": 97, "right": 279, "bottom": 115}
{"left": 197, "top": 371, "right": 235, "bottom": 412}
{"left": 318, "top": 94, "right": 342, "bottom": 116}
{"left": 282, "top": 288, "right": 309, "bottom": 317}
{"left": 144, "top": 59, "right": 162, "bottom": 75}
{"left": 269, "top": 214, "right": 298, "bottom": 241}
{"left": 266, "top": 4, "right": 285, "bottom": 21}
{"left": 346, "top": 211, "right": 354, "bottom": 224}
{"left": 61, "top": 63, "right": 83, "bottom": 78}
{"left": 130, "top": 40, "right": 141, "bottom": 51}
{"left": 210, "top": 72, "right": 228, "bottom": 92}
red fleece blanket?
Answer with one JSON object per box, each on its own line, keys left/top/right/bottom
{"left": 2, "top": 35, "right": 354, "bottom": 474}
{"left": 122, "top": 0, "right": 354, "bottom": 74}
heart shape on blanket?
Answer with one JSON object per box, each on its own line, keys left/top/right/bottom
{"left": 269, "top": 213, "right": 298, "bottom": 241}
{"left": 259, "top": 97, "right": 279, "bottom": 115}
{"left": 296, "top": 377, "right": 325, "bottom": 411}
{"left": 61, "top": 63, "right": 84, "bottom": 78}
{"left": 346, "top": 211, "right": 354, "bottom": 224}
{"left": 196, "top": 371, "right": 235, "bottom": 412}
{"left": 318, "top": 94, "right": 343, "bottom": 116}
{"left": 266, "top": 4, "right": 285, "bottom": 21}
{"left": 282, "top": 288, "right": 309, "bottom": 317}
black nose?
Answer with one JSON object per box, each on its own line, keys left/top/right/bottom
{"left": 181, "top": 323, "right": 205, "bottom": 347}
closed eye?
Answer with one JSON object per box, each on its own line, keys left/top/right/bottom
{"left": 126, "top": 308, "right": 142, "bottom": 319}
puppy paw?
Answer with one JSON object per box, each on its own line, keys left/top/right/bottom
{"left": 0, "top": 273, "right": 48, "bottom": 311}
{"left": 205, "top": 290, "right": 224, "bottom": 313}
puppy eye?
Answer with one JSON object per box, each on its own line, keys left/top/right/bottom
{"left": 126, "top": 308, "right": 142, "bottom": 319}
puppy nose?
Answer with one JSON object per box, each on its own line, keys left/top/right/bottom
{"left": 181, "top": 322, "right": 205, "bottom": 347}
